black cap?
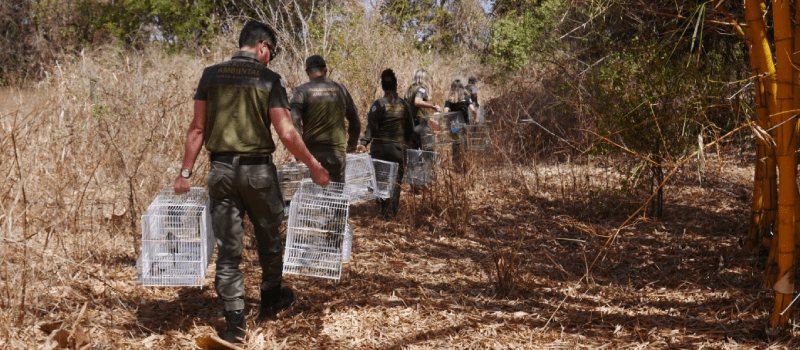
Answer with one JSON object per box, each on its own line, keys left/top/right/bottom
{"left": 468, "top": 76, "right": 477, "bottom": 83}
{"left": 305, "top": 55, "right": 327, "bottom": 70}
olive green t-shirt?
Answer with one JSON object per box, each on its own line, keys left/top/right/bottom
{"left": 360, "top": 95, "right": 414, "bottom": 146}
{"left": 405, "top": 83, "right": 431, "bottom": 121}
{"left": 193, "top": 51, "right": 290, "bottom": 154}
{"left": 289, "top": 76, "right": 360, "bottom": 155}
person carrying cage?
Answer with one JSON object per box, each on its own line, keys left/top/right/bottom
{"left": 358, "top": 69, "right": 415, "bottom": 221}
{"left": 465, "top": 76, "right": 479, "bottom": 109}
{"left": 174, "top": 20, "right": 329, "bottom": 344}
{"left": 443, "top": 79, "right": 477, "bottom": 170}
{"left": 290, "top": 55, "right": 361, "bottom": 183}
{"left": 405, "top": 69, "right": 441, "bottom": 150}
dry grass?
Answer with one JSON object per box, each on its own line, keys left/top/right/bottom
{"left": 0, "top": 38, "right": 795, "bottom": 349}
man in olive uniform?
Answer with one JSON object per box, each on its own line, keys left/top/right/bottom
{"left": 290, "top": 55, "right": 361, "bottom": 182}
{"left": 174, "top": 20, "right": 329, "bottom": 344}
{"left": 465, "top": 76, "right": 479, "bottom": 108}
{"left": 358, "top": 69, "right": 415, "bottom": 221}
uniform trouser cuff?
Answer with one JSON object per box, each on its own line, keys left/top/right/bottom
{"left": 224, "top": 299, "right": 245, "bottom": 312}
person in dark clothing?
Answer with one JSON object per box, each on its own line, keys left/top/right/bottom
{"left": 174, "top": 20, "right": 329, "bottom": 344}
{"left": 465, "top": 76, "right": 479, "bottom": 108}
{"left": 444, "top": 79, "right": 476, "bottom": 124}
{"left": 404, "top": 69, "right": 441, "bottom": 150}
{"left": 358, "top": 69, "right": 415, "bottom": 221}
{"left": 444, "top": 79, "right": 477, "bottom": 170}
{"left": 290, "top": 55, "right": 361, "bottom": 182}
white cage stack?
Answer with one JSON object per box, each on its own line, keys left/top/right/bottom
{"left": 404, "top": 149, "right": 438, "bottom": 187}
{"left": 277, "top": 163, "right": 311, "bottom": 204}
{"left": 344, "top": 153, "right": 378, "bottom": 203}
{"left": 283, "top": 180, "right": 351, "bottom": 280}
{"left": 371, "top": 159, "right": 399, "bottom": 199}
{"left": 139, "top": 187, "right": 214, "bottom": 287}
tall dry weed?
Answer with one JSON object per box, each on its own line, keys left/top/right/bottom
{"left": 0, "top": 15, "right": 491, "bottom": 345}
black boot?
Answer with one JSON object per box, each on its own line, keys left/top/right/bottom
{"left": 220, "top": 309, "right": 246, "bottom": 344}
{"left": 259, "top": 286, "right": 295, "bottom": 320}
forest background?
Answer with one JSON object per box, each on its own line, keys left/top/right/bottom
{"left": 0, "top": 0, "right": 787, "bottom": 349}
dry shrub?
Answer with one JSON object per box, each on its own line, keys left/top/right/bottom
{"left": 0, "top": 1, "right": 55, "bottom": 85}
{"left": 481, "top": 228, "right": 524, "bottom": 297}
{"left": 398, "top": 144, "right": 487, "bottom": 237}
{"left": 0, "top": 43, "right": 211, "bottom": 346}
{"left": 486, "top": 64, "right": 590, "bottom": 163}
{"left": 0, "top": 15, "right": 492, "bottom": 345}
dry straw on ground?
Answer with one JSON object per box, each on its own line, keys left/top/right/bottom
{"left": 0, "top": 43, "right": 794, "bottom": 349}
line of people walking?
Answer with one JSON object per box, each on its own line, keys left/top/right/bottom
{"left": 172, "top": 19, "right": 480, "bottom": 344}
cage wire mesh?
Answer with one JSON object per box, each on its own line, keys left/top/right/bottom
{"left": 421, "top": 132, "right": 436, "bottom": 149}
{"left": 283, "top": 179, "right": 351, "bottom": 280}
{"left": 345, "top": 153, "right": 378, "bottom": 203}
{"left": 372, "top": 159, "right": 399, "bottom": 199}
{"left": 404, "top": 149, "right": 438, "bottom": 187}
{"left": 138, "top": 187, "right": 213, "bottom": 287}
{"left": 454, "top": 123, "right": 490, "bottom": 151}
{"left": 427, "top": 112, "right": 465, "bottom": 147}
{"left": 277, "top": 163, "right": 311, "bottom": 206}
{"left": 342, "top": 223, "right": 353, "bottom": 263}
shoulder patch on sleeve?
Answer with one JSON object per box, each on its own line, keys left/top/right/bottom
{"left": 371, "top": 105, "right": 377, "bottom": 112}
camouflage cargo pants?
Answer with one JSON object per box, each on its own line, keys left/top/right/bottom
{"left": 207, "top": 157, "right": 285, "bottom": 312}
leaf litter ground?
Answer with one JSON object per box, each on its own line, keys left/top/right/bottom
{"left": 13, "top": 153, "right": 800, "bottom": 349}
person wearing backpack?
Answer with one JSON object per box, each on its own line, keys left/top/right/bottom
{"left": 358, "top": 69, "right": 415, "bottom": 221}
{"left": 444, "top": 79, "right": 477, "bottom": 170}
{"left": 465, "top": 76, "right": 479, "bottom": 108}
{"left": 444, "top": 79, "right": 476, "bottom": 123}
{"left": 405, "top": 69, "right": 441, "bottom": 150}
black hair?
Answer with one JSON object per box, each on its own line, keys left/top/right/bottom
{"left": 380, "top": 69, "right": 397, "bottom": 91}
{"left": 238, "top": 20, "right": 277, "bottom": 50}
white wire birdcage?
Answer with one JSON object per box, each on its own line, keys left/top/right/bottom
{"left": 372, "top": 159, "right": 398, "bottom": 199}
{"left": 430, "top": 112, "right": 464, "bottom": 147}
{"left": 345, "top": 153, "right": 377, "bottom": 203}
{"left": 421, "top": 132, "right": 436, "bottom": 149}
{"left": 452, "top": 122, "right": 490, "bottom": 151}
{"left": 476, "top": 107, "right": 486, "bottom": 124}
{"left": 277, "top": 163, "right": 311, "bottom": 203}
{"left": 463, "top": 124, "right": 490, "bottom": 151}
{"left": 404, "top": 149, "right": 438, "bottom": 187}
{"left": 283, "top": 180, "right": 351, "bottom": 280}
{"left": 138, "top": 187, "right": 213, "bottom": 288}
{"left": 428, "top": 112, "right": 463, "bottom": 133}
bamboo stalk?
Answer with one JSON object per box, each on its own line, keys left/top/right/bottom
{"left": 745, "top": 0, "right": 778, "bottom": 252}
{"left": 769, "top": 0, "right": 795, "bottom": 327}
